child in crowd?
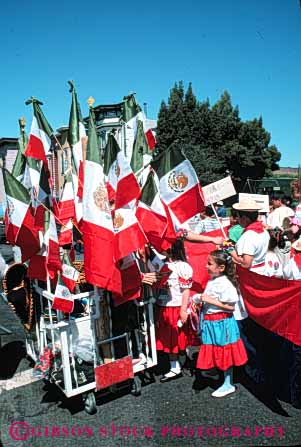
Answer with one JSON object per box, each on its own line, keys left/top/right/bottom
{"left": 264, "top": 229, "right": 284, "bottom": 278}
{"left": 155, "top": 239, "right": 193, "bottom": 382}
{"left": 283, "top": 239, "right": 301, "bottom": 280}
{"left": 228, "top": 209, "right": 244, "bottom": 243}
{"left": 195, "top": 250, "right": 248, "bottom": 397}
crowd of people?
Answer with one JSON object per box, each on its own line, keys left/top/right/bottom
{"left": 151, "top": 193, "right": 301, "bottom": 398}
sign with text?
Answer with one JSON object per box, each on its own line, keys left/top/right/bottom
{"left": 239, "top": 193, "right": 269, "bottom": 213}
{"left": 202, "top": 176, "right": 236, "bottom": 206}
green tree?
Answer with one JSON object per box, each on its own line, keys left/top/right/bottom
{"left": 156, "top": 84, "right": 281, "bottom": 188}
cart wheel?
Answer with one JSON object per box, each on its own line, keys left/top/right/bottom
{"left": 131, "top": 376, "right": 142, "bottom": 396}
{"left": 84, "top": 392, "right": 97, "bottom": 415}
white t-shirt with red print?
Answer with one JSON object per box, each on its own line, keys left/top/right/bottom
{"left": 157, "top": 261, "right": 193, "bottom": 307}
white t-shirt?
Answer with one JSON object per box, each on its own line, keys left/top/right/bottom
{"left": 203, "top": 275, "right": 239, "bottom": 315}
{"left": 264, "top": 251, "right": 283, "bottom": 278}
{"left": 267, "top": 206, "right": 294, "bottom": 229}
{"left": 283, "top": 257, "right": 301, "bottom": 280}
{"left": 235, "top": 229, "right": 270, "bottom": 275}
{"left": 157, "top": 261, "right": 193, "bottom": 307}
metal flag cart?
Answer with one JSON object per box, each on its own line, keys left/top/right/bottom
{"left": 28, "top": 263, "right": 157, "bottom": 415}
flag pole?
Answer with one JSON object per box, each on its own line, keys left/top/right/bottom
{"left": 210, "top": 203, "right": 227, "bottom": 239}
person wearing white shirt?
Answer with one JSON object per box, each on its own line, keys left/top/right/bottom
{"left": 267, "top": 195, "right": 294, "bottom": 229}
{"left": 230, "top": 198, "right": 270, "bottom": 275}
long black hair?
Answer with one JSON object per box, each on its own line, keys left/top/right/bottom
{"left": 168, "top": 239, "right": 187, "bottom": 262}
{"left": 210, "top": 249, "right": 239, "bottom": 290}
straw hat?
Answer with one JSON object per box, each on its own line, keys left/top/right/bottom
{"left": 292, "top": 239, "right": 301, "bottom": 251}
{"left": 232, "top": 198, "right": 263, "bottom": 211}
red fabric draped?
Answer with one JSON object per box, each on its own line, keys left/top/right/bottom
{"left": 184, "top": 227, "right": 229, "bottom": 293}
{"left": 237, "top": 266, "right": 301, "bottom": 346}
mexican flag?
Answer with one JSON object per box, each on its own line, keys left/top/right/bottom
{"left": 34, "top": 162, "right": 52, "bottom": 231}
{"left": 113, "top": 201, "right": 148, "bottom": 261}
{"left": 121, "top": 94, "right": 155, "bottom": 161}
{"left": 112, "top": 254, "right": 142, "bottom": 307}
{"left": 61, "top": 251, "right": 79, "bottom": 293}
{"left": 104, "top": 134, "right": 140, "bottom": 209}
{"left": 12, "top": 119, "right": 27, "bottom": 181}
{"left": 45, "top": 212, "right": 61, "bottom": 280}
{"left": 2, "top": 168, "right": 40, "bottom": 260}
{"left": 151, "top": 146, "right": 204, "bottom": 224}
{"left": 24, "top": 98, "right": 53, "bottom": 162}
{"left": 68, "top": 81, "right": 86, "bottom": 183}
{"left": 2, "top": 168, "right": 31, "bottom": 244}
{"left": 136, "top": 170, "right": 168, "bottom": 251}
{"left": 58, "top": 172, "right": 75, "bottom": 221}
{"left": 130, "top": 120, "right": 152, "bottom": 175}
{"left": 27, "top": 210, "right": 61, "bottom": 281}
{"left": 58, "top": 219, "right": 73, "bottom": 246}
{"left": 82, "top": 106, "right": 115, "bottom": 289}
{"left": 12, "top": 119, "right": 42, "bottom": 193}
{"left": 52, "top": 274, "right": 74, "bottom": 313}
{"left": 68, "top": 81, "right": 86, "bottom": 224}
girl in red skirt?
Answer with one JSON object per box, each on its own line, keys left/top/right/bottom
{"left": 155, "top": 240, "right": 193, "bottom": 382}
{"left": 196, "top": 249, "right": 248, "bottom": 397}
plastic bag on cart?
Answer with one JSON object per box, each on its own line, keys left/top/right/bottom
{"left": 72, "top": 336, "right": 94, "bottom": 363}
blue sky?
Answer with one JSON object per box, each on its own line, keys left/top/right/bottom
{"left": 1, "top": 0, "right": 300, "bottom": 166}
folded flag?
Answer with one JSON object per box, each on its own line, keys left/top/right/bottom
{"left": 61, "top": 251, "right": 79, "bottom": 293}
{"left": 24, "top": 97, "right": 53, "bottom": 162}
{"left": 52, "top": 274, "right": 74, "bottom": 314}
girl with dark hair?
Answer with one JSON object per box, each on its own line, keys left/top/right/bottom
{"left": 195, "top": 249, "right": 248, "bottom": 397}
{"left": 155, "top": 239, "right": 193, "bottom": 382}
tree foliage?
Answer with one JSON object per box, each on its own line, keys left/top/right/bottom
{"left": 155, "top": 83, "right": 281, "bottom": 187}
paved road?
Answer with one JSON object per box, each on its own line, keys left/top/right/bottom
{"left": 0, "top": 244, "right": 14, "bottom": 265}
{"left": 0, "top": 349, "right": 300, "bottom": 447}
{"left": 0, "top": 246, "right": 300, "bottom": 447}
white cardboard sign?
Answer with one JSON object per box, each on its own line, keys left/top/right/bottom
{"left": 239, "top": 193, "right": 269, "bottom": 213}
{"left": 202, "top": 176, "right": 236, "bottom": 206}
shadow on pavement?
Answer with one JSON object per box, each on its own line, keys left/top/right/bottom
{"left": 0, "top": 341, "right": 26, "bottom": 379}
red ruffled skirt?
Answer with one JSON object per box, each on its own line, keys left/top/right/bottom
{"left": 156, "top": 306, "right": 190, "bottom": 354}
{"left": 196, "top": 312, "right": 248, "bottom": 371}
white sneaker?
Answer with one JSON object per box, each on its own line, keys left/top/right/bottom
{"left": 211, "top": 386, "right": 236, "bottom": 398}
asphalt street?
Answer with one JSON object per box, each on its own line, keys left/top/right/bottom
{"left": 0, "top": 245, "right": 300, "bottom": 447}
{"left": 0, "top": 347, "right": 300, "bottom": 447}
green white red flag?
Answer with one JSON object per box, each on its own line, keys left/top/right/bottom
{"left": 12, "top": 119, "right": 27, "bottom": 182}
{"left": 113, "top": 201, "right": 148, "bottom": 261}
{"left": 58, "top": 219, "right": 73, "bottom": 246}
{"left": 58, "top": 172, "right": 75, "bottom": 221}
{"left": 52, "top": 274, "right": 74, "bottom": 313}
{"left": 2, "top": 168, "right": 40, "bottom": 260}
{"left": 28, "top": 210, "right": 61, "bottom": 281}
{"left": 82, "top": 105, "right": 115, "bottom": 289}
{"left": 151, "top": 146, "right": 204, "bottom": 224}
{"left": 24, "top": 98, "right": 53, "bottom": 162}
{"left": 112, "top": 254, "right": 142, "bottom": 307}
{"left": 130, "top": 120, "right": 152, "bottom": 175}
{"left": 136, "top": 171, "right": 168, "bottom": 251}
{"left": 61, "top": 251, "right": 79, "bottom": 293}
{"left": 104, "top": 134, "right": 140, "bottom": 209}
{"left": 68, "top": 81, "right": 85, "bottom": 223}
{"left": 121, "top": 94, "right": 156, "bottom": 162}
{"left": 34, "top": 162, "right": 52, "bottom": 230}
